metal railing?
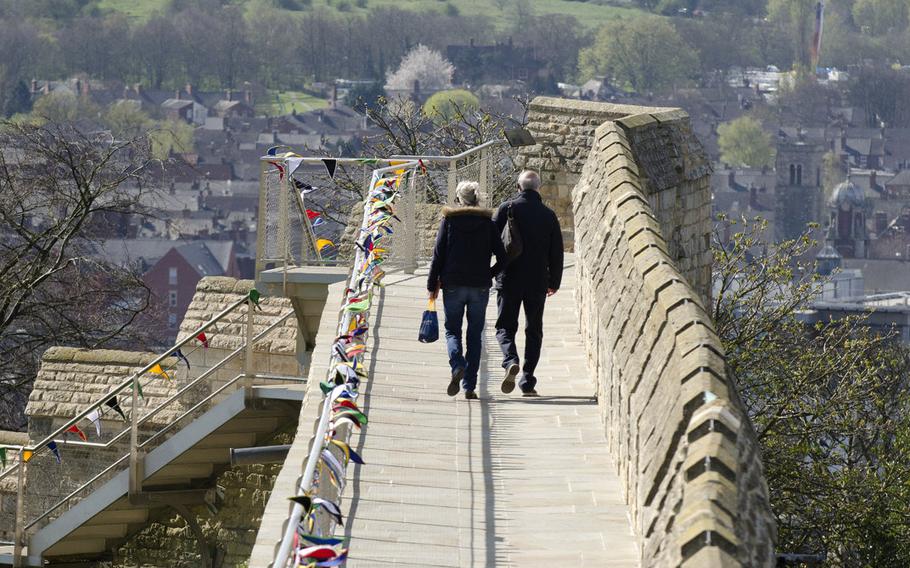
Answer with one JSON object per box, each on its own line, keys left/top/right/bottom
{"left": 0, "top": 291, "right": 299, "bottom": 566}
{"left": 256, "top": 140, "right": 516, "bottom": 284}
{"left": 271, "top": 161, "right": 418, "bottom": 567}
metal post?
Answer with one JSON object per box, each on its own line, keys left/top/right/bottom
{"left": 128, "top": 378, "right": 142, "bottom": 499}
{"left": 404, "top": 170, "right": 417, "bottom": 274}
{"left": 278, "top": 159, "right": 290, "bottom": 280}
{"left": 478, "top": 147, "right": 489, "bottom": 208}
{"left": 13, "top": 453, "right": 25, "bottom": 567}
{"left": 255, "top": 161, "right": 269, "bottom": 278}
{"left": 244, "top": 298, "right": 255, "bottom": 392}
{"left": 447, "top": 160, "right": 457, "bottom": 206}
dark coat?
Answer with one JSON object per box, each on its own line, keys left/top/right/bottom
{"left": 427, "top": 206, "right": 507, "bottom": 291}
{"left": 493, "top": 190, "right": 563, "bottom": 293}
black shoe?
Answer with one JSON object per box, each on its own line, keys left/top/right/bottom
{"left": 448, "top": 368, "right": 464, "bottom": 397}
{"left": 521, "top": 388, "right": 539, "bottom": 397}
{"left": 501, "top": 363, "right": 519, "bottom": 394}
{"left": 465, "top": 390, "right": 478, "bottom": 400}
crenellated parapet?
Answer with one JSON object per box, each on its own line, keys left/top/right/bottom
{"left": 519, "top": 97, "right": 776, "bottom": 567}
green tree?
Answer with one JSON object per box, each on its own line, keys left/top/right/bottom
{"left": 714, "top": 216, "right": 910, "bottom": 565}
{"left": 102, "top": 102, "right": 151, "bottom": 139}
{"left": 578, "top": 17, "right": 698, "bottom": 94}
{"left": 853, "top": 0, "right": 909, "bottom": 35}
{"left": 30, "top": 91, "right": 100, "bottom": 124}
{"left": 717, "top": 116, "right": 775, "bottom": 168}
{"left": 149, "top": 119, "right": 195, "bottom": 160}
{"left": 422, "top": 89, "right": 480, "bottom": 124}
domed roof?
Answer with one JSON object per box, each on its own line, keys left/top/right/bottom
{"left": 828, "top": 178, "right": 865, "bottom": 208}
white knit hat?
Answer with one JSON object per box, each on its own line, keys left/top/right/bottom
{"left": 455, "top": 181, "right": 479, "bottom": 206}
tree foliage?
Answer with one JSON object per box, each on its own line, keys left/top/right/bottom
{"left": 149, "top": 119, "right": 195, "bottom": 160}
{"left": 714, "top": 216, "right": 910, "bottom": 565}
{"left": 385, "top": 44, "right": 455, "bottom": 92}
{"left": 422, "top": 89, "right": 480, "bottom": 124}
{"left": 0, "top": 121, "right": 157, "bottom": 430}
{"left": 578, "top": 17, "right": 697, "bottom": 94}
{"left": 717, "top": 117, "right": 775, "bottom": 168}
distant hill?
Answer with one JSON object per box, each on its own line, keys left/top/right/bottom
{"left": 96, "top": 0, "right": 641, "bottom": 29}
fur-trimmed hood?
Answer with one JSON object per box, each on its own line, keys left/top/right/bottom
{"left": 442, "top": 206, "right": 493, "bottom": 218}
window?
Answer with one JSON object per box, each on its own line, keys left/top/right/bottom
{"left": 169, "top": 290, "right": 178, "bottom": 307}
{"left": 168, "top": 313, "right": 177, "bottom": 328}
{"left": 168, "top": 267, "right": 177, "bottom": 286}
{"left": 789, "top": 164, "right": 796, "bottom": 185}
{"left": 796, "top": 164, "right": 803, "bottom": 186}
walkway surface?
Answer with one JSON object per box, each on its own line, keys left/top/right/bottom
{"left": 342, "top": 255, "right": 639, "bottom": 567}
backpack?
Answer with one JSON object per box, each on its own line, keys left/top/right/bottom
{"left": 501, "top": 202, "right": 523, "bottom": 261}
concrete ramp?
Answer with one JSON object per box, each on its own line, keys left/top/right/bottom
{"left": 341, "top": 257, "right": 637, "bottom": 566}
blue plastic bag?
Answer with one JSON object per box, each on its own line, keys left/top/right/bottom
{"left": 418, "top": 298, "right": 439, "bottom": 343}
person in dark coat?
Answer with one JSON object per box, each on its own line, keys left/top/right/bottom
{"left": 427, "top": 181, "right": 507, "bottom": 399}
{"left": 492, "top": 170, "right": 563, "bottom": 396}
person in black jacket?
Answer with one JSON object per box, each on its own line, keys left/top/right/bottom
{"left": 427, "top": 181, "right": 507, "bottom": 400}
{"left": 492, "top": 170, "right": 563, "bottom": 396}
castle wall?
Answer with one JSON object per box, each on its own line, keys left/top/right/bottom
{"left": 518, "top": 97, "right": 776, "bottom": 567}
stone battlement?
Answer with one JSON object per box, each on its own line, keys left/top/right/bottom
{"left": 518, "top": 97, "right": 776, "bottom": 566}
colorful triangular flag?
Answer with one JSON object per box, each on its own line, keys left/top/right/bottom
{"left": 104, "top": 397, "right": 127, "bottom": 420}
{"left": 315, "top": 551, "right": 349, "bottom": 567}
{"left": 67, "top": 424, "right": 87, "bottom": 442}
{"left": 47, "top": 441, "right": 61, "bottom": 464}
{"left": 0, "top": 447, "right": 6, "bottom": 468}
{"left": 322, "top": 158, "right": 337, "bottom": 178}
{"left": 196, "top": 332, "right": 209, "bottom": 348}
{"left": 172, "top": 349, "right": 190, "bottom": 370}
{"left": 297, "top": 533, "right": 345, "bottom": 546}
{"left": 312, "top": 497, "right": 343, "bottom": 525}
{"left": 288, "top": 494, "right": 313, "bottom": 511}
{"left": 150, "top": 364, "right": 171, "bottom": 381}
{"left": 86, "top": 409, "right": 102, "bottom": 437}
{"left": 316, "top": 239, "right": 334, "bottom": 251}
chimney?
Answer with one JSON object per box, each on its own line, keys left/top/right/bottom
{"left": 728, "top": 170, "right": 735, "bottom": 188}
{"left": 749, "top": 186, "right": 758, "bottom": 209}
{"left": 175, "top": 89, "right": 180, "bottom": 100}
{"left": 226, "top": 89, "right": 232, "bottom": 102}
{"left": 331, "top": 84, "right": 338, "bottom": 109}
{"left": 30, "top": 79, "right": 37, "bottom": 94}
{"left": 186, "top": 83, "right": 193, "bottom": 98}
{"left": 469, "top": 38, "right": 474, "bottom": 47}
{"left": 870, "top": 170, "right": 877, "bottom": 190}
{"left": 245, "top": 88, "right": 252, "bottom": 105}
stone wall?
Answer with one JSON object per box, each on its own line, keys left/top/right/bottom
{"left": 111, "top": 428, "right": 293, "bottom": 568}
{"left": 521, "top": 98, "right": 775, "bottom": 566}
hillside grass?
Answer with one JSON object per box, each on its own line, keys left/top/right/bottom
{"left": 255, "top": 90, "right": 329, "bottom": 115}
{"left": 97, "top": 0, "right": 640, "bottom": 29}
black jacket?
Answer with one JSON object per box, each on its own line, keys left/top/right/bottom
{"left": 493, "top": 191, "right": 564, "bottom": 293}
{"left": 427, "top": 206, "right": 507, "bottom": 291}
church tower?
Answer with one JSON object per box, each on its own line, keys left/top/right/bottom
{"left": 774, "top": 134, "right": 827, "bottom": 241}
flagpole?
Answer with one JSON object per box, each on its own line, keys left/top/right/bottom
{"left": 13, "top": 448, "right": 25, "bottom": 568}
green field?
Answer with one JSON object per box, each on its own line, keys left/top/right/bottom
{"left": 255, "top": 90, "right": 330, "bottom": 115}
{"left": 96, "top": 0, "right": 639, "bottom": 29}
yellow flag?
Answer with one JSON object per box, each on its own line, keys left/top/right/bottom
{"left": 150, "top": 364, "right": 171, "bottom": 381}
{"left": 22, "top": 450, "right": 33, "bottom": 462}
{"left": 316, "top": 239, "right": 334, "bottom": 250}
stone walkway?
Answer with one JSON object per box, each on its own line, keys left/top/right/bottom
{"left": 342, "top": 256, "right": 638, "bottom": 567}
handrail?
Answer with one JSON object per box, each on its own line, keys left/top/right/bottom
{"left": 390, "top": 138, "right": 503, "bottom": 162}
{"left": 271, "top": 160, "right": 419, "bottom": 567}
{"left": 11, "top": 295, "right": 249, "bottom": 460}
{"left": 6, "top": 294, "right": 296, "bottom": 564}
{"left": 18, "top": 310, "right": 296, "bottom": 455}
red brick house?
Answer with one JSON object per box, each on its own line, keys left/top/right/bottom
{"left": 143, "top": 241, "right": 239, "bottom": 339}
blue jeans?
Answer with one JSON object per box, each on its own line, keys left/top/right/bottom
{"left": 442, "top": 286, "right": 490, "bottom": 391}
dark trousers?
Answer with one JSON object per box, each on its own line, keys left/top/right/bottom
{"left": 495, "top": 289, "right": 546, "bottom": 390}
{"left": 442, "top": 286, "right": 490, "bottom": 391}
